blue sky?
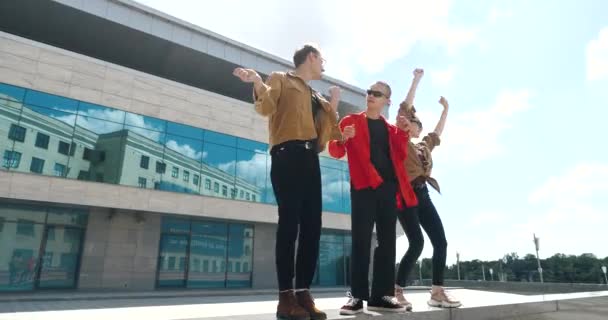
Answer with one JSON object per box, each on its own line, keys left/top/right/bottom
{"left": 137, "top": 0, "right": 608, "bottom": 264}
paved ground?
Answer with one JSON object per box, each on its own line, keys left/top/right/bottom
{"left": 0, "top": 289, "right": 606, "bottom": 320}
{"left": 504, "top": 297, "right": 608, "bottom": 320}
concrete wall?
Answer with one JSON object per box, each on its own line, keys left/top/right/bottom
{"left": 251, "top": 222, "right": 277, "bottom": 289}
{"left": 78, "top": 207, "right": 161, "bottom": 290}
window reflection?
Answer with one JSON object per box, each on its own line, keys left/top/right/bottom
{"left": 0, "top": 83, "right": 26, "bottom": 102}
{"left": 314, "top": 231, "right": 350, "bottom": 287}
{"left": 78, "top": 102, "right": 125, "bottom": 124}
{"left": 158, "top": 217, "right": 254, "bottom": 289}
{"left": 167, "top": 122, "right": 204, "bottom": 140}
{"left": 124, "top": 112, "right": 166, "bottom": 133}
{"left": 321, "top": 166, "right": 345, "bottom": 213}
{"left": 0, "top": 203, "right": 88, "bottom": 292}
{"left": 201, "top": 142, "right": 236, "bottom": 199}
{"left": 1, "top": 82, "right": 354, "bottom": 213}
{"left": 227, "top": 224, "right": 253, "bottom": 287}
{"left": 24, "top": 90, "right": 78, "bottom": 113}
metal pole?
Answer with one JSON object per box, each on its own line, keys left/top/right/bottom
{"left": 456, "top": 252, "right": 461, "bottom": 281}
{"left": 482, "top": 264, "right": 486, "bottom": 281}
{"left": 533, "top": 234, "right": 544, "bottom": 283}
{"left": 419, "top": 260, "right": 423, "bottom": 285}
{"left": 602, "top": 266, "right": 607, "bottom": 285}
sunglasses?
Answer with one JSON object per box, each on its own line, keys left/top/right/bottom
{"left": 366, "top": 89, "right": 386, "bottom": 98}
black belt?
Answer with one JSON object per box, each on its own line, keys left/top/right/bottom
{"left": 270, "top": 139, "right": 317, "bottom": 156}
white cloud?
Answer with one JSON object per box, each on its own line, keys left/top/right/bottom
{"left": 218, "top": 152, "right": 267, "bottom": 186}
{"left": 136, "top": 0, "right": 477, "bottom": 84}
{"left": 165, "top": 140, "right": 206, "bottom": 160}
{"left": 586, "top": 27, "right": 608, "bottom": 81}
{"left": 428, "top": 89, "right": 533, "bottom": 164}
{"left": 429, "top": 67, "right": 455, "bottom": 86}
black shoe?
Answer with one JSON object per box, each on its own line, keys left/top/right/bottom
{"left": 367, "top": 296, "right": 406, "bottom": 312}
{"left": 339, "top": 292, "right": 364, "bottom": 315}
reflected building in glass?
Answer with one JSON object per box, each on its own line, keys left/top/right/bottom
{"left": 0, "top": 0, "right": 368, "bottom": 293}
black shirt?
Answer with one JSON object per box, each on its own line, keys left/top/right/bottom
{"left": 367, "top": 117, "right": 396, "bottom": 182}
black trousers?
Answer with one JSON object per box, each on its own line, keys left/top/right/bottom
{"left": 350, "top": 181, "right": 397, "bottom": 301}
{"left": 270, "top": 140, "right": 322, "bottom": 291}
{"left": 396, "top": 184, "right": 448, "bottom": 286}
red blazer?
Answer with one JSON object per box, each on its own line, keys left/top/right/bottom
{"left": 328, "top": 112, "right": 418, "bottom": 208}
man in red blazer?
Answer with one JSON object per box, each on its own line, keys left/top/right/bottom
{"left": 329, "top": 81, "right": 418, "bottom": 315}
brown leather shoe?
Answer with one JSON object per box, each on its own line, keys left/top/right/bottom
{"left": 296, "top": 290, "right": 327, "bottom": 320}
{"left": 277, "top": 290, "right": 310, "bottom": 320}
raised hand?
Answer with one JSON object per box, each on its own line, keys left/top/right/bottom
{"left": 439, "top": 96, "right": 449, "bottom": 109}
{"left": 233, "top": 68, "right": 262, "bottom": 84}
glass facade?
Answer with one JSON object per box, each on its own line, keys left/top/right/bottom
{"left": 157, "top": 216, "right": 253, "bottom": 288}
{"left": 0, "top": 82, "right": 352, "bottom": 214}
{"left": 0, "top": 202, "right": 88, "bottom": 291}
{"left": 313, "top": 231, "right": 352, "bottom": 287}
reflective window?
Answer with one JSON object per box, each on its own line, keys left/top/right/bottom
{"left": 37, "top": 227, "right": 84, "bottom": 289}
{"left": 204, "top": 131, "right": 236, "bottom": 147}
{"left": 0, "top": 83, "right": 26, "bottom": 102}
{"left": 125, "top": 112, "right": 166, "bottom": 133}
{"left": 157, "top": 234, "right": 188, "bottom": 288}
{"left": 158, "top": 216, "right": 254, "bottom": 289}
{"left": 202, "top": 141, "right": 236, "bottom": 198}
{"left": 54, "top": 163, "right": 66, "bottom": 177}
{"left": 188, "top": 221, "right": 227, "bottom": 288}
{"left": 314, "top": 231, "right": 350, "bottom": 287}
{"left": 30, "top": 157, "right": 44, "bottom": 174}
{"left": 78, "top": 102, "right": 125, "bottom": 124}
{"left": 140, "top": 156, "right": 149, "bottom": 169}
{"left": 8, "top": 124, "right": 26, "bottom": 142}
{"left": 167, "top": 122, "right": 204, "bottom": 140}
{"left": 156, "top": 161, "right": 166, "bottom": 174}
{"left": 321, "top": 167, "right": 344, "bottom": 213}
{"left": 35, "top": 133, "right": 50, "bottom": 149}
{"left": 24, "top": 90, "right": 78, "bottom": 113}
{"left": 227, "top": 224, "right": 253, "bottom": 288}
{"left": 0, "top": 83, "right": 354, "bottom": 214}
{"left": 57, "top": 141, "right": 70, "bottom": 156}
{"left": 0, "top": 202, "right": 88, "bottom": 291}
{"left": 3, "top": 150, "right": 21, "bottom": 169}
{"left": 235, "top": 149, "right": 266, "bottom": 203}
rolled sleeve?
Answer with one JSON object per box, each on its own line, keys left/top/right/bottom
{"left": 254, "top": 72, "right": 282, "bottom": 116}
{"left": 422, "top": 132, "right": 441, "bottom": 152}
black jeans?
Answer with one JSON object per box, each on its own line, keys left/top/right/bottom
{"left": 270, "top": 140, "right": 322, "bottom": 291}
{"left": 396, "top": 184, "right": 448, "bottom": 286}
{"left": 350, "top": 181, "right": 397, "bottom": 301}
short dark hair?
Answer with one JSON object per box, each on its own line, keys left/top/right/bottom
{"left": 375, "top": 81, "right": 392, "bottom": 98}
{"left": 293, "top": 44, "right": 320, "bottom": 68}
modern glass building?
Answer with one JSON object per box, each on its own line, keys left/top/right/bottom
{"left": 0, "top": 0, "right": 368, "bottom": 292}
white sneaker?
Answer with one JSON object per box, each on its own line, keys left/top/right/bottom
{"left": 428, "top": 287, "right": 462, "bottom": 308}
{"left": 394, "top": 286, "right": 413, "bottom": 311}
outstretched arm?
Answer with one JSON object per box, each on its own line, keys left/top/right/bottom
{"left": 434, "top": 96, "right": 449, "bottom": 137}
{"left": 403, "top": 68, "right": 424, "bottom": 107}
{"left": 233, "top": 68, "right": 280, "bottom": 116}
